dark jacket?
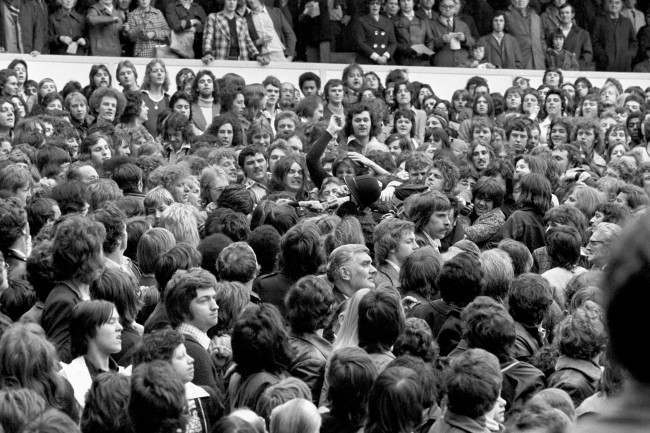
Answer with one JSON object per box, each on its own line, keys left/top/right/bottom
{"left": 393, "top": 13, "right": 434, "bottom": 66}
{"left": 253, "top": 271, "right": 295, "bottom": 314}
{"left": 49, "top": 8, "right": 88, "bottom": 55}
{"left": 478, "top": 32, "right": 523, "bottom": 69}
{"left": 504, "top": 6, "right": 546, "bottom": 69}
{"left": 592, "top": 15, "right": 637, "bottom": 71}
{"left": 547, "top": 355, "right": 602, "bottom": 407}
{"left": 374, "top": 263, "right": 400, "bottom": 292}
{"left": 351, "top": 14, "right": 397, "bottom": 64}
{"left": 183, "top": 333, "right": 222, "bottom": 394}
{"left": 86, "top": 2, "right": 123, "bottom": 56}
{"left": 430, "top": 16, "right": 473, "bottom": 67}
{"left": 42, "top": 281, "right": 82, "bottom": 363}
{"left": 227, "top": 369, "right": 284, "bottom": 412}
{"left": 410, "top": 298, "right": 463, "bottom": 357}
{"left": 561, "top": 24, "right": 594, "bottom": 70}
{"left": 296, "top": 0, "right": 331, "bottom": 46}
{"left": 428, "top": 411, "right": 488, "bottom": 433}
{"left": 20, "top": 0, "right": 48, "bottom": 53}
{"left": 289, "top": 332, "right": 332, "bottom": 404}
{"left": 502, "top": 207, "right": 546, "bottom": 253}
{"left": 500, "top": 359, "right": 545, "bottom": 411}
{"left": 512, "top": 320, "right": 544, "bottom": 362}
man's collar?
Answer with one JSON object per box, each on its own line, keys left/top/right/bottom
{"left": 178, "top": 322, "right": 211, "bottom": 350}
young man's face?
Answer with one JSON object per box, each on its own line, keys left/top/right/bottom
{"left": 492, "top": 15, "right": 505, "bottom": 32}
{"left": 425, "top": 210, "right": 452, "bottom": 240}
{"left": 352, "top": 110, "right": 372, "bottom": 138}
{"left": 265, "top": 84, "right": 280, "bottom": 106}
{"left": 301, "top": 80, "right": 319, "bottom": 96}
{"left": 188, "top": 287, "right": 219, "bottom": 332}
{"left": 393, "top": 231, "right": 419, "bottom": 264}
{"left": 408, "top": 166, "right": 429, "bottom": 184}
{"left": 243, "top": 152, "right": 268, "bottom": 182}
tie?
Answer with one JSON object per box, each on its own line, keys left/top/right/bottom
{"left": 448, "top": 18, "right": 453, "bottom": 30}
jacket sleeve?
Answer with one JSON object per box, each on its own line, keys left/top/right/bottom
{"left": 86, "top": 7, "right": 115, "bottom": 26}
{"left": 278, "top": 9, "right": 296, "bottom": 57}
{"left": 591, "top": 19, "right": 606, "bottom": 66}
{"left": 306, "top": 128, "right": 334, "bottom": 189}
{"left": 166, "top": 3, "right": 190, "bottom": 32}
{"left": 580, "top": 31, "right": 593, "bottom": 66}
{"left": 628, "top": 19, "right": 638, "bottom": 59}
{"left": 464, "top": 213, "right": 505, "bottom": 244}
{"left": 153, "top": 9, "right": 171, "bottom": 41}
{"left": 502, "top": 212, "right": 523, "bottom": 243}
{"left": 243, "top": 22, "right": 258, "bottom": 58}
{"left": 202, "top": 14, "right": 215, "bottom": 55}
{"left": 290, "top": 354, "right": 326, "bottom": 403}
{"left": 42, "top": 296, "right": 75, "bottom": 363}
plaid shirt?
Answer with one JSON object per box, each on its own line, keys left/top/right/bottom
{"left": 202, "top": 12, "right": 258, "bottom": 59}
{"left": 126, "top": 6, "right": 170, "bottom": 57}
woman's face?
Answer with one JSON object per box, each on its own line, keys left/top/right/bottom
{"left": 364, "top": 73, "right": 379, "bottom": 90}
{"left": 515, "top": 158, "right": 530, "bottom": 178}
{"left": 12, "top": 63, "right": 26, "bottom": 85}
{"left": 217, "top": 123, "right": 234, "bottom": 147}
{"left": 118, "top": 66, "right": 136, "bottom": 88}
{"left": 139, "top": 100, "right": 149, "bottom": 122}
{"left": 335, "top": 162, "right": 355, "bottom": 179}
{"left": 395, "top": 116, "right": 412, "bottom": 137}
{"left": 608, "top": 128, "right": 629, "bottom": 147}
{"left": 90, "top": 138, "right": 112, "bottom": 164}
{"left": 475, "top": 97, "right": 489, "bottom": 115}
{"left": 46, "top": 99, "right": 63, "bottom": 112}
{"left": 39, "top": 81, "right": 56, "bottom": 97}
{"left": 423, "top": 97, "right": 437, "bottom": 114}
{"left": 250, "top": 131, "right": 271, "bottom": 147}
{"left": 434, "top": 102, "right": 449, "bottom": 117}
{"left": 93, "top": 69, "right": 110, "bottom": 88}
{"left": 0, "top": 102, "right": 14, "bottom": 128}
{"left": 562, "top": 84, "right": 575, "bottom": 100}
{"left": 284, "top": 162, "right": 304, "bottom": 191}
{"left": 170, "top": 343, "right": 194, "bottom": 384}
{"left": 426, "top": 116, "right": 442, "bottom": 131}
{"left": 69, "top": 99, "right": 88, "bottom": 121}
{"left": 453, "top": 96, "right": 467, "bottom": 111}
{"left": 396, "top": 85, "right": 411, "bottom": 106}
{"left": 311, "top": 103, "right": 324, "bottom": 122}
{"left": 149, "top": 62, "right": 166, "bottom": 86}
{"left": 0, "top": 140, "right": 12, "bottom": 155}
{"left": 419, "top": 87, "right": 433, "bottom": 104}
{"left": 387, "top": 140, "right": 402, "bottom": 158}
{"left": 93, "top": 308, "right": 123, "bottom": 355}
{"left": 269, "top": 148, "right": 287, "bottom": 172}
{"left": 173, "top": 98, "right": 191, "bottom": 119}
{"left": 98, "top": 96, "right": 117, "bottom": 122}
{"left": 506, "top": 92, "right": 521, "bottom": 110}
{"left": 10, "top": 97, "right": 25, "bottom": 118}
{"left": 232, "top": 93, "right": 245, "bottom": 115}
{"left": 550, "top": 124, "right": 568, "bottom": 146}
{"left": 610, "top": 144, "right": 626, "bottom": 161}
{"left": 575, "top": 81, "right": 589, "bottom": 97}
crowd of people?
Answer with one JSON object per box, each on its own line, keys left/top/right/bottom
{"left": 0, "top": 50, "right": 649, "bottom": 433}
{"left": 2, "top": 0, "right": 650, "bottom": 70}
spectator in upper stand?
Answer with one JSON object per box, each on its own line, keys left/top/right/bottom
{"left": 245, "top": 0, "right": 296, "bottom": 62}
{"left": 554, "top": 3, "right": 593, "bottom": 70}
{"left": 540, "top": 0, "right": 565, "bottom": 39}
{"left": 20, "top": 0, "right": 49, "bottom": 54}
{"left": 592, "top": 0, "right": 638, "bottom": 71}
{"left": 479, "top": 10, "right": 523, "bottom": 69}
{"left": 126, "top": 0, "right": 170, "bottom": 57}
{"left": 351, "top": 0, "right": 397, "bottom": 65}
{"left": 296, "top": 0, "right": 331, "bottom": 62}
{"left": 430, "top": 0, "right": 473, "bottom": 67}
{"left": 415, "top": 0, "right": 436, "bottom": 20}
{"left": 165, "top": 0, "right": 206, "bottom": 58}
{"left": 86, "top": 0, "right": 125, "bottom": 56}
{"left": 505, "top": 0, "right": 546, "bottom": 69}
{"left": 49, "top": 0, "right": 89, "bottom": 55}
{"left": 202, "top": 0, "right": 262, "bottom": 63}
{"left": 393, "top": 0, "right": 435, "bottom": 66}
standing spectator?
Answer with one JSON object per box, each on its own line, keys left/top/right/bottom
{"left": 545, "top": 29, "right": 580, "bottom": 70}
{"left": 540, "top": 0, "right": 564, "bottom": 38}
{"left": 430, "top": 0, "right": 473, "bottom": 67}
{"left": 296, "top": 0, "right": 331, "bottom": 62}
{"left": 245, "top": 0, "right": 296, "bottom": 62}
{"left": 393, "top": 0, "right": 435, "bottom": 66}
{"left": 86, "top": 0, "right": 124, "bottom": 56}
{"left": 126, "top": 0, "right": 170, "bottom": 57}
{"left": 351, "top": 0, "right": 397, "bottom": 65}
{"left": 42, "top": 216, "right": 105, "bottom": 363}
{"left": 621, "top": 0, "right": 645, "bottom": 34}
{"left": 479, "top": 10, "right": 523, "bottom": 69}
{"left": 505, "top": 0, "right": 546, "bottom": 69}
{"left": 202, "top": 0, "right": 261, "bottom": 62}
{"left": 20, "top": 0, "right": 48, "bottom": 54}
{"left": 49, "top": 0, "right": 88, "bottom": 55}
{"left": 140, "top": 59, "right": 170, "bottom": 136}
{"left": 165, "top": 0, "right": 207, "bottom": 58}
{"left": 556, "top": 3, "right": 593, "bottom": 70}
{"left": 592, "top": 0, "right": 637, "bottom": 71}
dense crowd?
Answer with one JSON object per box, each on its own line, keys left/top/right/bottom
{"left": 0, "top": 53, "right": 649, "bottom": 433}
{"left": 2, "top": 0, "right": 650, "bottom": 71}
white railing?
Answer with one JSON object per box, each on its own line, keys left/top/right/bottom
{"left": 4, "top": 54, "right": 649, "bottom": 99}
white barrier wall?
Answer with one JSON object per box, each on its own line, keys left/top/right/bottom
{"left": 4, "top": 54, "right": 650, "bottom": 100}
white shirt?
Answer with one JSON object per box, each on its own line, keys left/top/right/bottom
{"left": 251, "top": 6, "right": 285, "bottom": 54}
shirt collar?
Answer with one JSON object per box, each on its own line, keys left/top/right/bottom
{"left": 178, "top": 322, "right": 211, "bottom": 350}
{"left": 385, "top": 259, "right": 401, "bottom": 272}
